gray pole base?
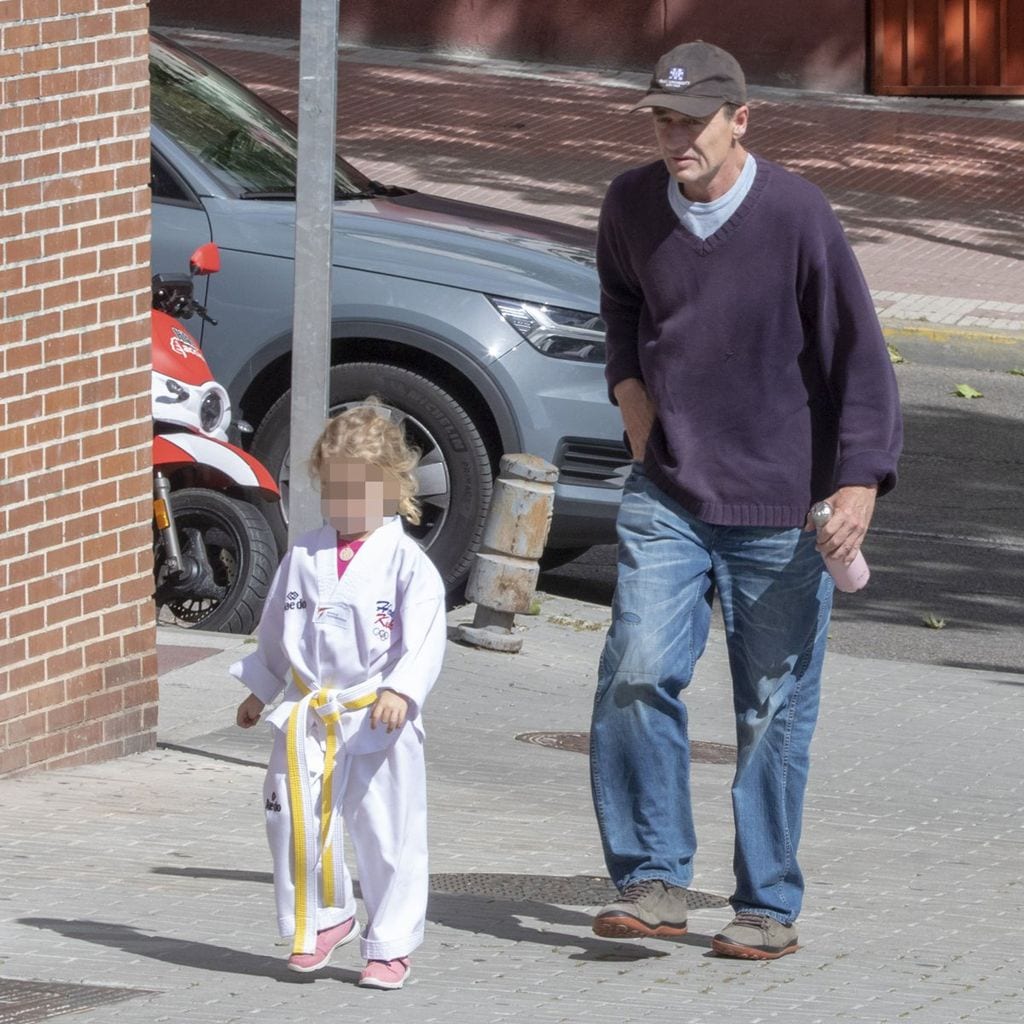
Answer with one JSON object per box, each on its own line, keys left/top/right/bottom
{"left": 454, "top": 623, "right": 524, "bottom": 654}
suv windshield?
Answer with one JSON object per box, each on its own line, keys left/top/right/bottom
{"left": 150, "top": 34, "right": 375, "bottom": 199}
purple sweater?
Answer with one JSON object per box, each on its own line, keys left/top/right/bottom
{"left": 599, "top": 156, "right": 902, "bottom": 527}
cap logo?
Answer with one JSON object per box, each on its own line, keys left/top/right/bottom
{"left": 658, "top": 66, "right": 689, "bottom": 89}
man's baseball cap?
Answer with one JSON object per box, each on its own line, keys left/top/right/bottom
{"left": 631, "top": 41, "right": 747, "bottom": 117}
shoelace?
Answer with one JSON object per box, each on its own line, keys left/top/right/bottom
{"left": 732, "top": 912, "right": 772, "bottom": 929}
{"left": 619, "top": 879, "right": 660, "bottom": 903}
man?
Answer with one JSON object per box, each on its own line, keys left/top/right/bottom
{"left": 589, "top": 40, "right": 901, "bottom": 960}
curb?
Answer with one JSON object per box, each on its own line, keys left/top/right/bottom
{"left": 880, "top": 320, "right": 1024, "bottom": 351}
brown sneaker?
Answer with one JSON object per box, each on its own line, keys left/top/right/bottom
{"left": 711, "top": 913, "right": 799, "bottom": 959}
{"left": 592, "top": 879, "right": 688, "bottom": 939}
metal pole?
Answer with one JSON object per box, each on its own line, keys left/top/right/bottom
{"left": 288, "top": 0, "right": 340, "bottom": 544}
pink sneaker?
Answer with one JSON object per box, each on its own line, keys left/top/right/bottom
{"left": 286, "top": 917, "right": 358, "bottom": 973}
{"left": 358, "top": 957, "right": 411, "bottom": 990}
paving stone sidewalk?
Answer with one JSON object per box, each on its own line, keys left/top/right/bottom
{"left": 2, "top": 593, "right": 1022, "bottom": 1023}
{"left": 160, "top": 27, "right": 1024, "bottom": 339}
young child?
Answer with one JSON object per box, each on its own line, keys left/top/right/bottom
{"left": 232, "top": 402, "right": 447, "bottom": 990}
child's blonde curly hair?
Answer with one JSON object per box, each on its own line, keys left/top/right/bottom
{"left": 308, "top": 399, "right": 422, "bottom": 524}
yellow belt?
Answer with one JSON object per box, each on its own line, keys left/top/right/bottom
{"left": 286, "top": 668, "right": 378, "bottom": 955}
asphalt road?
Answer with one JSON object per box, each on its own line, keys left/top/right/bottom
{"left": 539, "top": 333, "right": 1024, "bottom": 676}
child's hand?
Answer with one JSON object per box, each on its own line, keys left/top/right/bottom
{"left": 370, "top": 688, "right": 409, "bottom": 733}
{"left": 237, "top": 693, "right": 266, "bottom": 729}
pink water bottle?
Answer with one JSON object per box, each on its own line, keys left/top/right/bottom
{"left": 810, "top": 501, "right": 870, "bottom": 593}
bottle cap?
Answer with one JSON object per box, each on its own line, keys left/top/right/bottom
{"left": 809, "top": 501, "right": 833, "bottom": 528}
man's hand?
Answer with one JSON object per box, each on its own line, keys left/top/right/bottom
{"left": 805, "top": 485, "right": 878, "bottom": 565}
{"left": 236, "top": 693, "right": 266, "bottom": 729}
{"left": 370, "top": 689, "right": 410, "bottom": 733}
{"left": 613, "top": 378, "right": 657, "bottom": 461}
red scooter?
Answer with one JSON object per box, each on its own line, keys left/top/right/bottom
{"left": 151, "top": 243, "right": 280, "bottom": 633}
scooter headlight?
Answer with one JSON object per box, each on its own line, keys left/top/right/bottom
{"left": 200, "top": 388, "right": 227, "bottom": 433}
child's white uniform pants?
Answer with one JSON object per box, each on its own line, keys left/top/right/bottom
{"left": 264, "top": 718, "right": 428, "bottom": 961}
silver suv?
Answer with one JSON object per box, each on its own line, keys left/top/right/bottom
{"left": 149, "top": 33, "right": 628, "bottom": 589}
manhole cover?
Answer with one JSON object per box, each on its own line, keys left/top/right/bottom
{"left": 516, "top": 732, "right": 736, "bottom": 764}
{"left": 430, "top": 872, "right": 728, "bottom": 909}
{"left": 0, "top": 978, "right": 154, "bottom": 1024}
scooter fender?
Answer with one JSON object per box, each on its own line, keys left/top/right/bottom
{"left": 154, "top": 434, "right": 280, "bottom": 499}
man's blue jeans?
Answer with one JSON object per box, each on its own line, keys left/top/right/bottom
{"left": 590, "top": 466, "right": 834, "bottom": 924}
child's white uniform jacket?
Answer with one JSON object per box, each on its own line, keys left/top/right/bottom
{"left": 230, "top": 516, "right": 446, "bottom": 750}
{"left": 229, "top": 517, "right": 446, "bottom": 959}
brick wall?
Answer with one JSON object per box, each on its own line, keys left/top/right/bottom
{"left": 149, "top": 0, "right": 869, "bottom": 92}
{"left": 0, "top": 0, "right": 157, "bottom": 775}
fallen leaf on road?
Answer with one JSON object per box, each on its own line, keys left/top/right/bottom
{"left": 922, "top": 614, "right": 946, "bottom": 629}
{"left": 952, "top": 384, "right": 983, "bottom": 399}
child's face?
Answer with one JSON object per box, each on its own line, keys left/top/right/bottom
{"left": 320, "top": 458, "right": 402, "bottom": 538}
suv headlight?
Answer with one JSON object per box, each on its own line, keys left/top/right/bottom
{"left": 489, "top": 297, "right": 606, "bottom": 364}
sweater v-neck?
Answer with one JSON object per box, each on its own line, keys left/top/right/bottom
{"left": 663, "top": 157, "right": 771, "bottom": 254}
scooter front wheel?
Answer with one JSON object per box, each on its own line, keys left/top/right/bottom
{"left": 155, "top": 488, "right": 277, "bottom": 634}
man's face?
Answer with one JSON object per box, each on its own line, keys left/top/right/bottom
{"left": 320, "top": 458, "right": 402, "bottom": 538}
{"left": 652, "top": 104, "right": 748, "bottom": 203}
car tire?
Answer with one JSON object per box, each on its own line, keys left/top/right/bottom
{"left": 250, "top": 361, "right": 494, "bottom": 592}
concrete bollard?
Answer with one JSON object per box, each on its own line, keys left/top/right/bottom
{"left": 455, "top": 453, "right": 559, "bottom": 653}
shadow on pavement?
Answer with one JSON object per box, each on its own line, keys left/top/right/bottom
{"left": 143, "top": 867, "right": 725, "bottom": 958}
{"left": 17, "top": 918, "right": 355, "bottom": 984}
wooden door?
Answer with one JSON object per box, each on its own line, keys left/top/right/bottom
{"left": 872, "top": 0, "right": 1024, "bottom": 95}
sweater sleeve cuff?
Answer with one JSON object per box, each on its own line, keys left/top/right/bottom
{"left": 836, "top": 451, "right": 898, "bottom": 496}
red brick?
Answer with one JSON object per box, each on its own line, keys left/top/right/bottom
{"left": 101, "top": 606, "right": 138, "bottom": 635}
{"left": 75, "top": 9, "right": 114, "bottom": 34}
{"left": 80, "top": 377, "right": 116, "bottom": 406}
{"left": 3, "top": 22, "right": 42, "bottom": 50}
{"left": 66, "top": 666, "right": 103, "bottom": 699}
{"left": 61, "top": 411, "right": 100, "bottom": 443}
{"left": 0, "top": 743, "right": 29, "bottom": 776}
{"left": 45, "top": 545, "right": 84, "bottom": 575}
{"left": 28, "top": 731, "right": 67, "bottom": 765}
{"left": 4, "top": 237, "right": 42, "bottom": 270}
{"left": 100, "top": 553, "right": 137, "bottom": 584}
{"left": 64, "top": 720, "right": 104, "bottom": 750}
{"left": 42, "top": 388, "right": 81, "bottom": 417}
{"left": 7, "top": 392, "right": 43, "bottom": 422}
{"left": 0, "top": 531, "right": 27, "bottom": 560}
{"left": 104, "top": 708, "right": 142, "bottom": 740}
{"left": 6, "top": 505, "right": 42, "bottom": 536}
{"left": 8, "top": 711, "right": 47, "bottom": 745}
{"left": 0, "top": 691, "right": 28, "bottom": 725}
{"left": 120, "top": 573, "right": 156, "bottom": 604}
{"left": 23, "top": 312, "right": 63, "bottom": 343}
{"left": 48, "top": 699, "right": 86, "bottom": 731}
{"left": 27, "top": 680, "right": 66, "bottom": 713}
{"left": 41, "top": 122, "right": 78, "bottom": 150}
{"left": 124, "top": 677, "right": 158, "bottom": 708}
{"left": 10, "top": 606, "right": 45, "bottom": 636}
{"left": 23, "top": 151, "right": 61, "bottom": 179}
{"left": 46, "top": 646, "right": 85, "bottom": 679}
{"left": 24, "top": 259, "right": 63, "bottom": 288}
{"left": 26, "top": 575, "right": 63, "bottom": 606}
{"left": 41, "top": 70, "right": 80, "bottom": 99}
{"left": 59, "top": 41, "right": 97, "bottom": 67}
{"left": 86, "top": 689, "right": 123, "bottom": 719}
{"left": 61, "top": 304, "right": 99, "bottom": 332}
{"left": 83, "top": 634, "right": 119, "bottom": 665}
{"left": 115, "top": 5, "right": 149, "bottom": 33}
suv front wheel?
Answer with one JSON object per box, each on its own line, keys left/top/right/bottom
{"left": 250, "top": 361, "right": 494, "bottom": 591}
